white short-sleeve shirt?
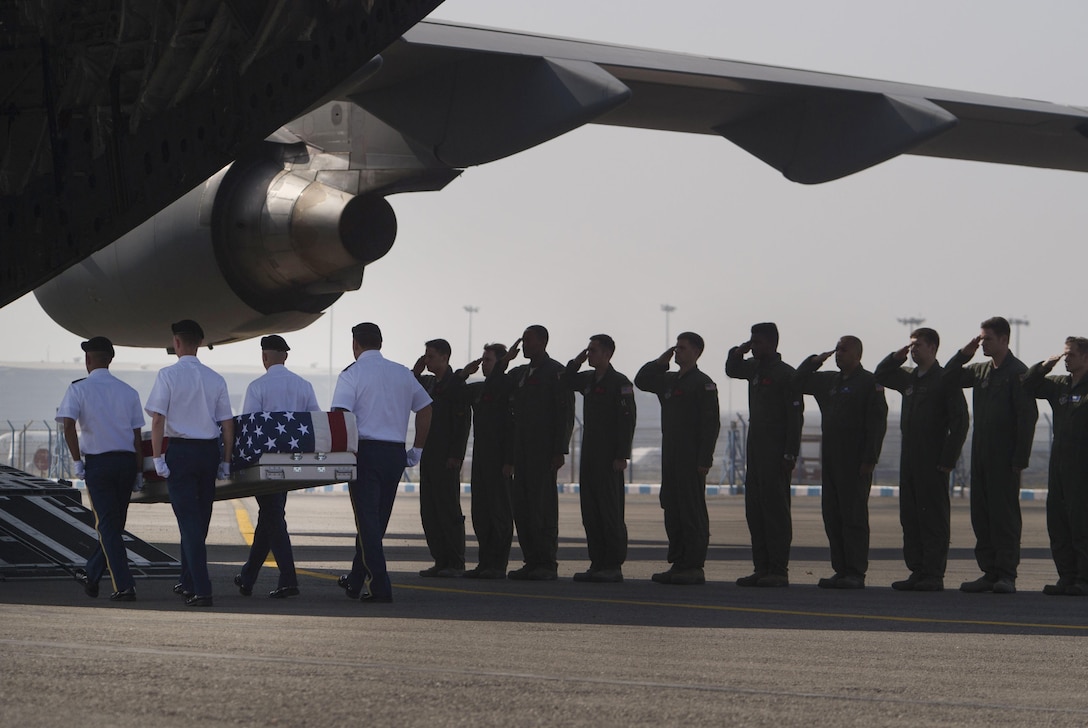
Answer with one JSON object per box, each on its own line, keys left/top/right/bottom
{"left": 241, "top": 364, "right": 320, "bottom": 414}
{"left": 331, "top": 350, "right": 432, "bottom": 442}
{"left": 56, "top": 369, "right": 145, "bottom": 454}
{"left": 145, "top": 356, "right": 233, "bottom": 439}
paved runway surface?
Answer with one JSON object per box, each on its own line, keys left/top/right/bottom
{"left": 2, "top": 492, "right": 1087, "bottom": 727}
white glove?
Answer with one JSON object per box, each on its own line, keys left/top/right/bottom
{"left": 406, "top": 447, "right": 423, "bottom": 467}
{"left": 153, "top": 456, "right": 170, "bottom": 478}
{"left": 73, "top": 460, "right": 85, "bottom": 478}
{"left": 217, "top": 461, "right": 231, "bottom": 480}
{"left": 132, "top": 473, "right": 144, "bottom": 492}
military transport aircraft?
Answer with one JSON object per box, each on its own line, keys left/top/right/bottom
{"left": 11, "top": 14, "right": 1088, "bottom": 347}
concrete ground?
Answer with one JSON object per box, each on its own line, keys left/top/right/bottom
{"left": 2, "top": 492, "right": 1086, "bottom": 727}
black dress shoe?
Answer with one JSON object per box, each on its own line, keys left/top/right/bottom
{"left": 75, "top": 570, "right": 99, "bottom": 598}
{"left": 269, "top": 585, "right": 300, "bottom": 599}
{"left": 233, "top": 575, "right": 252, "bottom": 597}
{"left": 360, "top": 593, "right": 393, "bottom": 604}
{"left": 337, "top": 574, "right": 361, "bottom": 599}
{"left": 173, "top": 583, "right": 194, "bottom": 598}
{"left": 109, "top": 587, "right": 136, "bottom": 602}
{"left": 185, "top": 594, "right": 213, "bottom": 607}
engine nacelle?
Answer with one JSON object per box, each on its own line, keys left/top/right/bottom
{"left": 34, "top": 148, "right": 396, "bottom": 347}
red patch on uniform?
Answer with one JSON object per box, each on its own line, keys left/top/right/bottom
{"left": 673, "top": 389, "right": 684, "bottom": 396}
{"left": 593, "top": 387, "right": 605, "bottom": 394}
{"left": 760, "top": 378, "right": 773, "bottom": 385}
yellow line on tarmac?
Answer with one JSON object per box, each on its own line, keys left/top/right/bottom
{"left": 229, "top": 506, "right": 1088, "bottom": 632}
{"left": 396, "top": 583, "right": 1088, "bottom": 632}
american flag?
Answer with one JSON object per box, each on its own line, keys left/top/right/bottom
{"left": 232, "top": 411, "right": 317, "bottom": 471}
{"left": 231, "top": 411, "right": 356, "bottom": 471}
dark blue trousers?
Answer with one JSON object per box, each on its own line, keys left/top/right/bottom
{"left": 166, "top": 439, "right": 218, "bottom": 596}
{"left": 239, "top": 491, "right": 297, "bottom": 589}
{"left": 84, "top": 452, "right": 137, "bottom": 592}
{"left": 345, "top": 441, "right": 406, "bottom": 599}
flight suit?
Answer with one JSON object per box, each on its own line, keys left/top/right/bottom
{"left": 563, "top": 363, "right": 637, "bottom": 572}
{"left": 945, "top": 351, "right": 1037, "bottom": 581}
{"left": 1022, "top": 364, "right": 1088, "bottom": 586}
{"left": 417, "top": 368, "right": 471, "bottom": 571}
{"left": 875, "top": 356, "right": 968, "bottom": 581}
{"left": 725, "top": 350, "right": 802, "bottom": 579}
{"left": 463, "top": 377, "right": 514, "bottom": 574}
{"left": 795, "top": 360, "right": 888, "bottom": 580}
{"left": 491, "top": 356, "right": 574, "bottom": 574}
{"left": 635, "top": 362, "right": 720, "bottom": 571}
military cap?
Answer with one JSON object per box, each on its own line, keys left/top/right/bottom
{"left": 81, "top": 336, "right": 115, "bottom": 357}
{"left": 260, "top": 335, "right": 290, "bottom": 352}
{"left": 171, "top": 319, "right": 205, "bottom": 339}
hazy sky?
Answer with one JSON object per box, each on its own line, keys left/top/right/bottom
{"left": 2, "top": 1, "right": 1086, "bottom": 414}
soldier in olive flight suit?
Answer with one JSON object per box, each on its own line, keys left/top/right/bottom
{"left": 563, "top": 334, "right": 637, "bottom": 583}
{"left": 726, "top": 322, "right": 803, "bottom": 588}
{"left": 944, "top": 317, "right": 1037, "bottom": 594}
{"left": 456, "top": 344, "right": 515, "bottom": 579}
{"left": 1022, "top": 336, "right": 1088, "bottom": 596}
{"left": 413, "top": 338, "right": 471, "bottom": 578}
{"left": 635, "top": 332, "right": 720, "bottom": 586}
{"left": 489, "top": 325, "right": 574, "bottom": 581}
{"left": 875, "top": 327, "right": 969, "bottom": 592}
{"left": 794, "top": 336, "right": 888, "bottom": 589}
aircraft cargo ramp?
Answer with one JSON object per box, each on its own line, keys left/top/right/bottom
{"left": 0, "top": 465, "right": 178, "bottom": 580}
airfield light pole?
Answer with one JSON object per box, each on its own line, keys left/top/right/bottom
{"left": 464, "top": 305, "right": 479, "bottom": 359}
{"left": 1009, "top": 317, "right": 1029, "bottom": 357}
{"left": 661, "top": 304, "right": 676, "bottom": 348}
{"left": 897, "top": 316, "right": 925, "bottom": 335}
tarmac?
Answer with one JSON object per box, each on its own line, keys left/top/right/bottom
{"left": 2, "top": 491, "right": 1087, "bottom": 727}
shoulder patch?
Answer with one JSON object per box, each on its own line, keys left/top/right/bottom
{"left": 705, "top": 382, "right": 717, "bottom": 391}
{"left": 875, "top": 384, "right": 885, "bottom": 392}
{"left": 620, "top": 385, "right": 634, "bottom": 395}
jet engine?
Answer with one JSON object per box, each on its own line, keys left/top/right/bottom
{"left": 34, "top": 147, "right": 396, "bottom": 348}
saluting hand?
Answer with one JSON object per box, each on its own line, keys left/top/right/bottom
{"left": 1043, "top": 352, "right": 1065, "bottom": 371}
{"left": 503, "top": 338, "right": 522, "bottom": 364}
{"left": 961, "top": 335, "right": 982, "bottom": 358}
{"left": 460, "top": 358, "right": 483, "bottom": 377}
{"left": 657, "top": 346, "right": 677, "bottom": 365}
{"left": 816, "top": 349, "right": 836, "bottom": 364}
{"left": 738, "top": 341, "right": 752, "bottom": 356}
{"left": 893, "top": 343, "right": 911, "bottom": 363}
{"left": 573, "top": 348, "right": 589, "bottom": 367}
{"left": 412, "top": 355, "right": 426, "bottom": 376}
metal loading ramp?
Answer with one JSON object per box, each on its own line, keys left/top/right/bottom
{"left": 0, "top": 465, "right": 179, "bottom": 580}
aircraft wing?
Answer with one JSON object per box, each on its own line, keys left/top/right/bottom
{"left": 354, "top": 20, "right": 1088, "bottom": 184}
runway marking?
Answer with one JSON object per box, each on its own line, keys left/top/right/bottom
{"left": 2, "top": 636, "right": 1087, "bottom": 717}
{"left": 231, "top": 500, "right": 276, "bottom": 567}
{"left": 230, "top": 506, "right": 1088, "bottom": 633}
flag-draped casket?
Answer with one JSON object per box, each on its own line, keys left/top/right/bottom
{"left": 134, "top": 411, "right": 359, "bottom": 503}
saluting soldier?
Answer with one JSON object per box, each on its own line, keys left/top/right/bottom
{"left": 794, "top": 336, "right": 888, "bottom": 589}
{"left": 635, "top": 332, "right": 719, "bottom": 586}
{"left": 563, "top": 334, "right": 637, "bottom": 583}
{"left": 413, "top": 338, "right": 471, "bottom": 578}
{"left": 57, "top": 336, "right": 145, "bottom": 602}
{"left": 945, "top": 317, "right": 1038, "bottom": 595}
{"left": 1022, "top": 336, "right": 1088, "bottom": 596}
{"left": 726, "top": 322, "right": 803, "bottom": 588}
{"left": 457, "top": 344, "right": 515, "bottom": 579}
{"left": 874, "top": 327, "right": 968, "bottom": 592}
{"left": 489, "top": 325, "right": 574, "bottom": 581}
